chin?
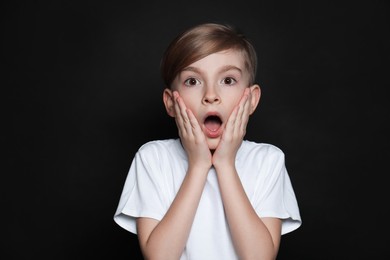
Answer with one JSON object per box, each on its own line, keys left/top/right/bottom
{"left": 206, "top": 138, "right": 220, "bottom": 151}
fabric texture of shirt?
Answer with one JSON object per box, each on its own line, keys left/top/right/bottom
{"left": 114, "top": 138, "right": 302, "bottom": 259}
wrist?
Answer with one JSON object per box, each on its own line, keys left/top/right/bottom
{"left": 187, "top": 161, "right": 212, "bottom": 174}
{"left": 213, "top": 160, "right": 236, "bottom": 172}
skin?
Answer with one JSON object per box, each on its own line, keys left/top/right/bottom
{"left": 137, "top": 49, "right": 282, "bottom": 260}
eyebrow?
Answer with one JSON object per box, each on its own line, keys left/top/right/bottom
{"left": 181, "top": 65, "right": 242, "bottom": 75}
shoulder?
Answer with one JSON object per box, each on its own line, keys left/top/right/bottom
{"left": 240, "top": 140, "right": 285, "bottom": 159}
{"left": 237, "top": 141, "right": 286, "bottom": 170}
{"left": 137, "top": 138, "right": 185, "bottom": 160}
{"left": 139, "top": 139, "right": 178, "bottom": 151}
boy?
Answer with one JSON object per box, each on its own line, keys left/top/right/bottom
{"left": 114, "top": 23, "right": 301, "bottom": 260}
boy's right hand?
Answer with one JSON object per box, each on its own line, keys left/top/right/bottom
{"left": 173, "top": 91, "right": 212, "bottom": 170}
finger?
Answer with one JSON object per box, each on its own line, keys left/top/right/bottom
{"left": 175, "top": 94, "right": 194, "bottom": 137}
{"left": 240, "top": 90, "right": 252, "bottom": 131}
{"left": 176, "top": 92, "right": 199, "bottom": 140}
{"left": 173, "top": 92, "right": 183, "bottom": 123}
{"left": 229, "top": 89, "right": 248, "bottom": 127}
{"left": 234, "top": 88, "right": 250, "bottom": 134}
{"left": 223, "top": 105, "right": 238, "bottom": 141}
{"left": 186, "top": 108, "right": 204, "bottom": 141}
{"left": 173, "top": 92, "right": 187, "bottom": 136}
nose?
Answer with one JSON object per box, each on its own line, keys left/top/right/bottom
{"left": 202, "top": 85, "right": 220, "bottom": 104}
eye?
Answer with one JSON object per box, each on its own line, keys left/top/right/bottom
{"left": 221, "top": 77, "right": 237, "bottom": 86}
{"left": 184, "top": 77, "right": 201, "bottom": 86}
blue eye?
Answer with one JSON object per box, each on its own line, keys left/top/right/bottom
{"left": 222, "top": 77, "right": 237, "bottom": 85}
{"left": 184, "top": 77, "right": 201, "bottom": 86}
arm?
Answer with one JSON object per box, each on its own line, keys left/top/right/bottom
{"left": 137, "top": 165, "right": 209, "bottom": 260}
{"left": 137, "top": 92, "right": 212, "bottom": 260}
{"left": 213, "top": 164, "right": 282, "bottom": 260}
{"left": 213, "top": 88, "right": 281, "bottom": 259}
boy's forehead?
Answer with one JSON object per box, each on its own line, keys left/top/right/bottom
{"left": 186, "top": 49, "right": 247, "bottom": 70}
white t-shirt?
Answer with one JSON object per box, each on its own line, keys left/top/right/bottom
{"left": 114, "top": 139, "right": 301, "bottom": 259}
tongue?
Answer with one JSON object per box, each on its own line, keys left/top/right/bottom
{"left": 205, "top": 120, "right": 221, "bottom": 132}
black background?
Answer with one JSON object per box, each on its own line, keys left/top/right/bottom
{"left": 3, "top": 0, "right": 389, "bottom": 259}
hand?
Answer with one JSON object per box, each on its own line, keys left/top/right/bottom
{"left": 173, "top": 91, "right": 212, "bottom": 170}
{"left": 212, "top": 88, "right": 252, "bottom": 168}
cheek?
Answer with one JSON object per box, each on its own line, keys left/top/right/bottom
{"left": 179, "top": 93, "right": 198, "bottom": 112}
{"left": 180, "top": 94, "right": 205, "bottom": 123}
{"left": 226, "top": 92, "right": 243, "bottom": 109}
{"left": 179, "top": 90, "right": 199, "bottom": 106}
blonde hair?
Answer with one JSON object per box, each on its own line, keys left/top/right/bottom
{"left": 161, "top": 23, "right": 258, "bottom": 88}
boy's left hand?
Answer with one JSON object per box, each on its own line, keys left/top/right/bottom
{"left": 212, "top": 88, "right": 252, "bottom": 168}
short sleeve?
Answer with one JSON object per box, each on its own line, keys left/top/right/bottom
{"left": 113, "top": 146, "right": 167, "bottom": 234}
{"left": 253, "top": 148, "right": 302, "bottom": 235}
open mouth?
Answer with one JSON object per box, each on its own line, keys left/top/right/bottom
{"left": 204, "top": 115, "right": 222, "bottom": 133}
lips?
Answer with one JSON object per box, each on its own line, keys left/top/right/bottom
{"left": 203, "top": 113, "right": 223, "bottom": 138}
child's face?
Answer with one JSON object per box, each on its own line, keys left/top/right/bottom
{"left": 166, "top": 49, "right": 260, "bottom": 150}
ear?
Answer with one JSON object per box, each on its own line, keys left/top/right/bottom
{"left": 249, "top": 84, "right": 261, "bottom": 115}
{"left": 163, "top": 88, "right": 175, "bottom": 117}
